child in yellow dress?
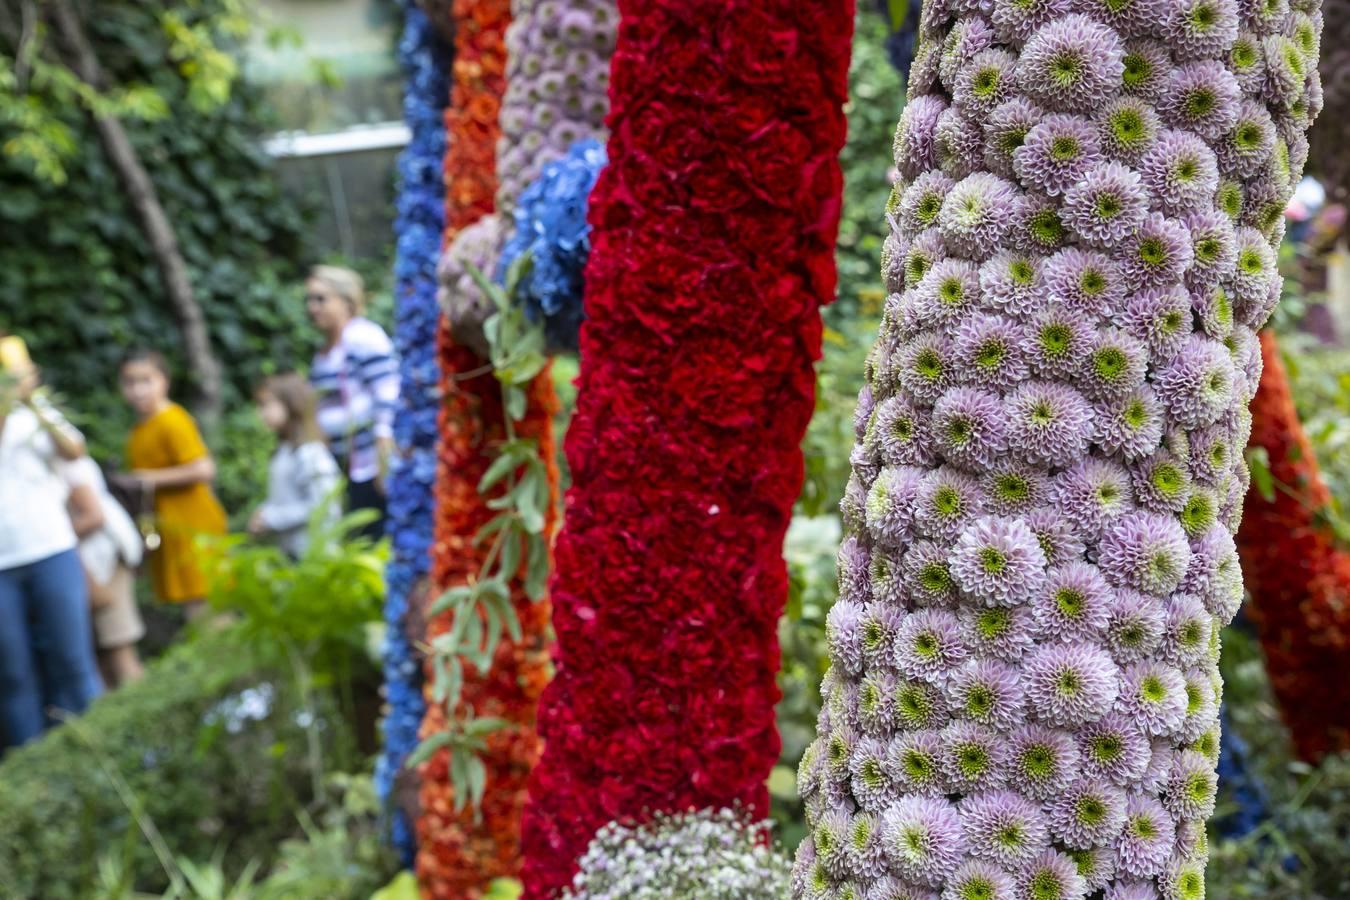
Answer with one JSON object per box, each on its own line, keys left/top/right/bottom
{"left": 119, "top": 350, "right": 226, "bottom": 619}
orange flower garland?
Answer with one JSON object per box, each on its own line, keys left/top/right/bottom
{"left": 1237, "top": 330, "right": 1350, "bottom": 762}
{"left": 415, "top": 0, "right": 560, "bottom": 895}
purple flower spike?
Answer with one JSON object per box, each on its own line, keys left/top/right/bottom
{"left": 1018, "top": 15, "right": 1126, "bottom": 111}
{"left": 1024, "top": 642, "right": 1121, "bottom": 727}
{"left": 961, "top": 790, "right": 1052, "bottom": 869}
{"left": 1115, "top": 793, "right": 1177, "bottom": 880}
{"left": 1048, "top": 778, "right": 1130, "bottom": 848}
{"left": 1061, "top": 162, "right": 1153, "bottom": 248}
{"left": 1098, "top": 511, "right": 1194, "bottom": 596}
{"left": 1016, "top": 849, "right": 1090, "bottom": 900}
{"left": 932, "top": 387, "right": 1010, "bottom": 473}
{"left": 952, "top": 515, "right": 1050, "bottom": 607}
{"left": 944, "top": 858, "right": 1017, "bottom": 900}
{"left": 1005, "top": 381, "right": 1097, "bottom": 469}
{"left": 882, "top": 796, "right": 969, "bottom": 887}
{"left": 1032, "top": 561, "right": 1114, "bottom": 642}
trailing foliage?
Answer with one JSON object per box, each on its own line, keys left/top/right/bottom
{"left": 0, "top": 0, "right": 311, "bottom": 498}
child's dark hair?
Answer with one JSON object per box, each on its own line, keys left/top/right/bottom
{"left": 256, "top": 372, "right": 324, "bottom": 445}
{"left": 119, "top": 348, "right": 170, "bottom": 378}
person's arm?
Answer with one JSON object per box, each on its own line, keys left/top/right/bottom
{"left": 258, "top": 445, "right": 341, "bottom": 534}
{"left": 27, "top": 395, "right": 85, "bottom": 460}
{"left": 66, "top": 483, "right": 105, "bottom": 538}
{"left": 133, "top": 456, "right": 215, "bottom": 490}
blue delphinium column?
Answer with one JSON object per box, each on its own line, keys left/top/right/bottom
{"left": 377, "top": 0, "right": 451, "bottom": 866}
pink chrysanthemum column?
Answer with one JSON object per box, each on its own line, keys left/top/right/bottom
{"left": 793, "top": 0, "right": 1322, "bottom": 897}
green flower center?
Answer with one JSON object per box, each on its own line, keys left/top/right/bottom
{"left": 1050, "top": 52, "right": 1084, "bottom": 88}
{"left": 1219, "top": 182, "right": 1243, "bottom": 219}
{"left": 907, "top": 253, "right": 933, "bottom": 285}
{"left": 1123, "top": 399, "right": 1148, "bottom": 429}
{"left": 914, "top": 631, "right": 940, "bottom": 659}
{"left": 1081, "top": 269, "right": 1107, "bottom": 295}
{"left": 1183, "top": 89, "right": 1216, "bottom": 120}
{"left": 893, "top": 416, "right": 915, "bottom": 441}
{"left": 1147, "top": 551, "right": 1178, "bottom": 582}
{"left": 995, "top": 824, "right": 1024, "bottom": 849}
{"left": 1175, "top": 157, "right": 1199, "bottom": 181}
{"left": 977, "top": 607, "right": 1011, "bottom": 640}
{"left": 1031, "top": 868, "right": 1066, "bottom": 900}
{"left": 1129, "top": 814, "right": 1158, "bottom": 839}
{"left": 1095, "top": 192, "right": 1123, "bottom": 219}
{"left": 1091, "top": 733, "right": 1123, "bottom": 763}
{"left": 1051, "top": 135, "right": 1081, "bottom": 161}
{"left": 862, "top": 758, "right": 886, "bottom": 789}
{"left": 1022, "top": 744, "right": 1056, "bottom": 780}
{"left": 1040, "top": 322, "right": 1072, "bottom": 356}
{"left": 976, "top": 340, "right": 1007, "bottom": 368}
{"left": 1189, "top": 1, "right": 1217, "bottom": 29}
{"left": 902, "top": 748, "right": 934, "bottom": 780}
{"left": 1180, "top": 620, "right": 1204, "bottom": 648}
{"left": 1231, "top": 40, "right": 1257, "bottom": 69}
{"left": 959, "top": 879, "right": 996, "bottom": 900}
{"left": 1185, "top": 682, "right": 1204, "bottom": 715}
{"left": 1092, "top": 347, "right": 1128, "bottom": 380}
{"left": 852, "top": 818, "right": 872, "bottom": 849}
{"left": 1030, "top": 400, "right": 1056, "bottom": 426}
{"left": 940, "top": 277, "right": 966, "bottom": 304}
{"left": 1029, "top": 207, "right": 1065, "bottom": 245}
{"left": 1234, "top": 122, "right": 1262, "bottom": 152}
{"left": 980, "top": 546, "right": 1008, "bottom": 574}
{"left": 1140, "top": 674, "right": 1167, "bottom": 704}
{"left": 917, "top": 193, "right": 943, "bottom": 224}
{"left": 1122, "top": 53, "right": 1152, "bottom": 89}
{"left": 1111, "top": 108, "right": 1145, "bottom": 144}
{"left": 1138, "top": 236, "right": 1168, "bottom": 266}
{"left": 1056, "top": 588, "right": 1086, "bottom": 619}
{"left": 1056, "top": 669, "right": 1082, "bottom": 696}
{"left": 916, "top": 347, "right": 944, "bottom": 380}
{"left": 863, "top": 621, "right": 885, "bottom": 650}
{"left": 1001, "top": 126, "right": 1030, "bottom": 155}
{"left": 996, "top": 473, "right": 1031, "bottom": 503}
{"left": 1077, "top": 796, "right": 1107, "bottom": 826}
{"left": 974, "top": 68, "right": 1001, "bottom": 97}
{"left": 1195, "top": 236, "right": 1221, "bottom": 263}
{"left": 1181, "top": 491, "right": 1216, "bottom": 535}
{"left": 967, "top": 685, "right": 995, "bottom": 717}
{"left": 957, "top": 743, "right": 990, "bottom": 778}
{"left": 1161, "top": 309, "right": 1185, "bottom": 334}
{"left": 1010, "top": 258, "right": 1035, "bottom": 284}
{"left": 1152, "top": 462, "right": 1185, "bottom": 496}
{"left": 934, "top": 484, "right": 963, "bottom": 516}
{"left": 921, "top": 561, "right": 953, "bottom": 593}
{"left": 1119, "top": 621, "right": 1145, "bottom": 647}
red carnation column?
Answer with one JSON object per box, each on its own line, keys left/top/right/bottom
{"left": 519, "top": 2, "right": 855, "bottom": 895}
{"left": 1237, "top": 330, "right": 1350, "bottom": 762}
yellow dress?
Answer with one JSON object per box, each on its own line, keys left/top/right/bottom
{"left": 126, "top": 403, "right": 227, "bottom": 603}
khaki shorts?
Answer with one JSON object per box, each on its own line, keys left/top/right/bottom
{"left": 89, "top": 565, "right": 146, "bottom": 649}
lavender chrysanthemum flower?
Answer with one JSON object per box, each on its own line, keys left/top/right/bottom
{"left": 898, "top": 332, "right": 955, "bottom": 409}
{"left": 1163, "top": 750, "right": 1219, "bottom": 820}
{"left": 1262, "top": 33, "right": 1306, "bottom": 108}
{"left": 980, "top": 249, "right": 1048, "bottom": 318}
{"left": 1096, "top": 96, "right": 1162, "bottom": 164}
{"left": 903, "top": 540, "right": 962, "bottom": 608}
{"left": 896, "top": 95, "right": 950, "bottom": 180}
{"left": 940, "top": 173, "right": 1023, "bottom": 259}
{"left": 1191, "top": 284, "right": 1235, "bottom": 341}
{"left": 1131, "top": 450, "right": 1193, "bottom": 514}
{"left": 1016, "top": 849, "right": 1090, "bottom": 900}
{"left": 941, "top": 720, "right": 1010, "bottom": 792}
{"left": 1024, "top": 642, "right": 1121, "bottom": 727}
{"left": 838, "top": 535, "right": 872, "bottom": 605}
{"left": 1065, "top": 846, "right": 1120, "bottom": 892}
{"left": 1215, "top": 175, "right": 1245, "bottom": 222}
{"left": 850, "top": 810, "right": 891, "bottom": 881}
{"left": 842, "top": 473, "right": 868, "bottom": 535}
{"left": 944, "top": 859, "right": 1017, "bottom": 900}
{"left": 1228, "top": 29, "right": 1267, "bottom": 94}
{"left": 918, "top": 258, "right": 984, "bottom": 324}
{"left": 904, "top": 229, "right": 948, "bottom": 290}
{"left": 900, "top": 171, "right": 959, "bottom": 235}
{"left": 1121, "top": 38, "right": 1174, "bottom": 102}
{"left": 1072, "top": 0, "right": 1160, "bottom": 38}
{"left": 895, "top": 679, "right": 952, "bottom": 732}
{"left": 1121, "top": 214, "right": 1195, "bottom": 292}
{"left": 1006, "top": 723, "right": 1080, "bottom": 800}
{"left": 960, "top": 603, "right": 1039, "bottom": 661}
{"left": 1162, "top": 0, "right": 1241, "bottom": 59}
{"left": 1015, "top": 114, "right": 1104, "bottom": 196}
{"left": 896, "top": 608, "right": 969, "bottom": 686}
{"left": 1181, "top": 525, "right": 1243, "bottom": 621}
{"left": 859, "top": 672, "right": 900, "bottom": 737}
{"left": 1061, "top": 162, "right": 1152, "bottom": 248}
{"left": 955, "top": 49, "right": 1020, "bottom": 119}
{"left": 1118, "top": 658, "right": 1190, "bottom": 739}
{"left": 852, "top": 736, "right": 898, "bottom": 812}
{"left": 829, "top": 601, "right": 867, "bottom": 678}
{"left": 1078, "top": 327, "right": 1149, "bottom": 401}
{"left": 933, "top": 387, "right": 1010, "bottom": 472}
{"left": 870, "top": 877, "right": 940, "bottom": 900}
{"left": 888, "top": 729, "right": 948, "bottom": 798}
{"left": 1115, "top": 793, "right": 1176, "bottom": 879}
{"left": 1159, "top": 60, "right": 1242, "bottom": 139}
{"left": 955, "top": 313, "right": 1030, "bottom": 389}
{"left": 939, "top": 16, "right": 999, "bottom": 88}
{"left": 961, "top": 790, "right": 1052, "bottom": 869}
{"left": 1054, "top": 457, "right": 1135, "bottom": 541}
{"left": 1186, "top": 424, "right": 1233, "bottom": 486}
{"left": 985, "top": 96, "right": 1048, "bottom": 178}
{"left": 1216, "top": 98, "right": 1277, "bottom": 177}
{"left": 916, "top": 466, "right": 987, "bottom": 543}
{"left": 1005, "top": 381, "right": 1097, "bottom": 469}
{"left": 1024, "top": 307, "right": 1094, "bottom": 380}
{"left": 868, "top": 466, "right": 927, "bottom": 549}
{"left": 1140, "top": 739, "right": 1177, "bottom": 795}
{"left": 1032, "top": 561, "right": 1114, "bottom": 642}
{"left": 983, "top": 460, "right": 1050, "bottom": 516}
{"left": 1044, "top": 248, "right": 1126, "bottom": 316}
{"left": 992, "top": 0, "right": 1073, "bottom": 45}
{"left": 1162, "top": 594, "right": 1214, "bottom": 666}
{"left": 862, "top": 603, "right": 907, "bottom": 672}
{"left": 1104, "top": 883, "right": 1162, "bottom": 900}
{"left": 1140, "top": 130, "right": 1221, "bottom": 217}
{"left": 952, "top": 515, "right": 1050, "bottom": 607}
{"left": 815, "top": 809, "right": 854, "bottom": 879}
{"left": 882, "top": 796, "right": 969, "bottom": 887}
{"left": 1115, "top": 285, "right": 1192, "bottom": 360}
{"left": 874, "top": 395, "right": 939, "bottom": 468}
{"left": 1183, "top": 209, "right": 1239, "bottom": 292}
{"left": 1024, "top": 506, "right": 1088, "bottom": 568}
{"left": 1078, "top": 712, "right": 1153, "bottom": 786}
{"left": 1014, "top": 193, "right": 1070, "bottom": 252}
{"left": 938, "top": 106, "right": 992, "bottom": 180}
{"left": 1048, "top": 778, "right": 1130, "bottom": 848}
{"left": 1093, "top": 388, "right": 1166, "bottom": 460}
{"left": 1103, "top": 589, "right": 1168, "bottom": 665}
{"left": 1159, "top": 855, "right": 1207, "bottom": 900}
{"left": 950, "top": 658, "right": 1028, "bottom": 730}
{"left": 1230, "top": 225, "right": 1279, "bottom": 324}
{"left": 1154, "top": 334, "right": 1236, "bottom": 429}
{"left": 1098, "top": 511, "right": 1193, "bottom": 596}
{"left": 1018, "top": 15, "right": 1125, "bottom": 111}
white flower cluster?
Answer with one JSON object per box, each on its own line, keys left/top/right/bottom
{"left": 562, "top": 807, "right": 790, "bottom": 900}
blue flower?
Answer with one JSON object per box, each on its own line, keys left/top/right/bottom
{"left": 498, "top": 139, "right": 607, "bottom": 353}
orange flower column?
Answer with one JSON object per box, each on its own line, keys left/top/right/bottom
{"left": 1237, "top": 330, "right": 1350, "bottom": 762}
{"left": 415, "top": 1, "right": 560, "bottom": 896}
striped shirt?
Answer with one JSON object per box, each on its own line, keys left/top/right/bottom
{"left": 310, "top": 317, "right": 400, "bottom": 485}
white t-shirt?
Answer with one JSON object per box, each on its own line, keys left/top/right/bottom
{"left": 0, "top": 398, "right": 81, "bottom": 570}
{"left": 61, "top": 456, "right": 144, "bottom": 585}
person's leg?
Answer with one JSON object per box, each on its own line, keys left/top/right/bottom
{"left": 26, "top": 549, "right": 102, "bottom": 725}
{"left": 0, "top": 564, "right": 46, "bottom": 749}
{"left": 91, "top": 566, "right": 144, "bottom": 688}
{"left": 100, "top": 645, "right": 144, "bottom": 687}
{"left": 345, "top": 478, "right": 387, "bottom": 541}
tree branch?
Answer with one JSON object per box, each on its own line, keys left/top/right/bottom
{"left": 47, "top": 0, "right": 224, "bottom": 430}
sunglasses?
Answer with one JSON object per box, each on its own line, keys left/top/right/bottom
{"left": 304, "top": 292, "right": 333, "bottom": 305}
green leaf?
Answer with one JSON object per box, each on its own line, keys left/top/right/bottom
{"left": 499, "top": 528, "right": 522, "bottom": 578}
{"left": 504, "top": 385, "right": 527, "bottom": 422}
{"left": 524, "top": 533, "right": 550, "bottom": 602}
{"left": 405, "top": 731, "right": 454, "bottom": 770}
{"left": 429, "top": 584, "right": 474, "bottom": 617}
{"left": 1246, "top": 447, "right": 1276, "bottom": 503}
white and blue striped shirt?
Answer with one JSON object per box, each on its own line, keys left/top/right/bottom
{"left": 310, "top": 317, "right": 400, "bottom": 485}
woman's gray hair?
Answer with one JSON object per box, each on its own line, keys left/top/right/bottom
{"left": 308, "top": 265, "right": 366, "bottom": 315}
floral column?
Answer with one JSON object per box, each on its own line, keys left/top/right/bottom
{"left": 1236, "top": 330, "right": 1350, "bottom": 762}
{"left": 519, "top": 2, "right": 856, "bottom": 896}
{"left": 379, "top": 0, "right": 452, "bottom": 866}
{"left": 794, "top": 0, "right": 1321, "bottom": 897}
{"left": 416, "top": 0, "right": 560, "bottom": 895}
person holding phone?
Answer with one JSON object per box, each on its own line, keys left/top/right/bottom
{"left": 0, "top": 333, "right": 103, "bottom": 750}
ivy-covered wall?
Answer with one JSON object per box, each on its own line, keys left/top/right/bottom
{"left": 0, "top": 1, "right": 313, "bottom": 506}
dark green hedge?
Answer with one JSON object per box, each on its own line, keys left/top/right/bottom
{"left": 0, "top": 631, "right": 352, "bottom": 899}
